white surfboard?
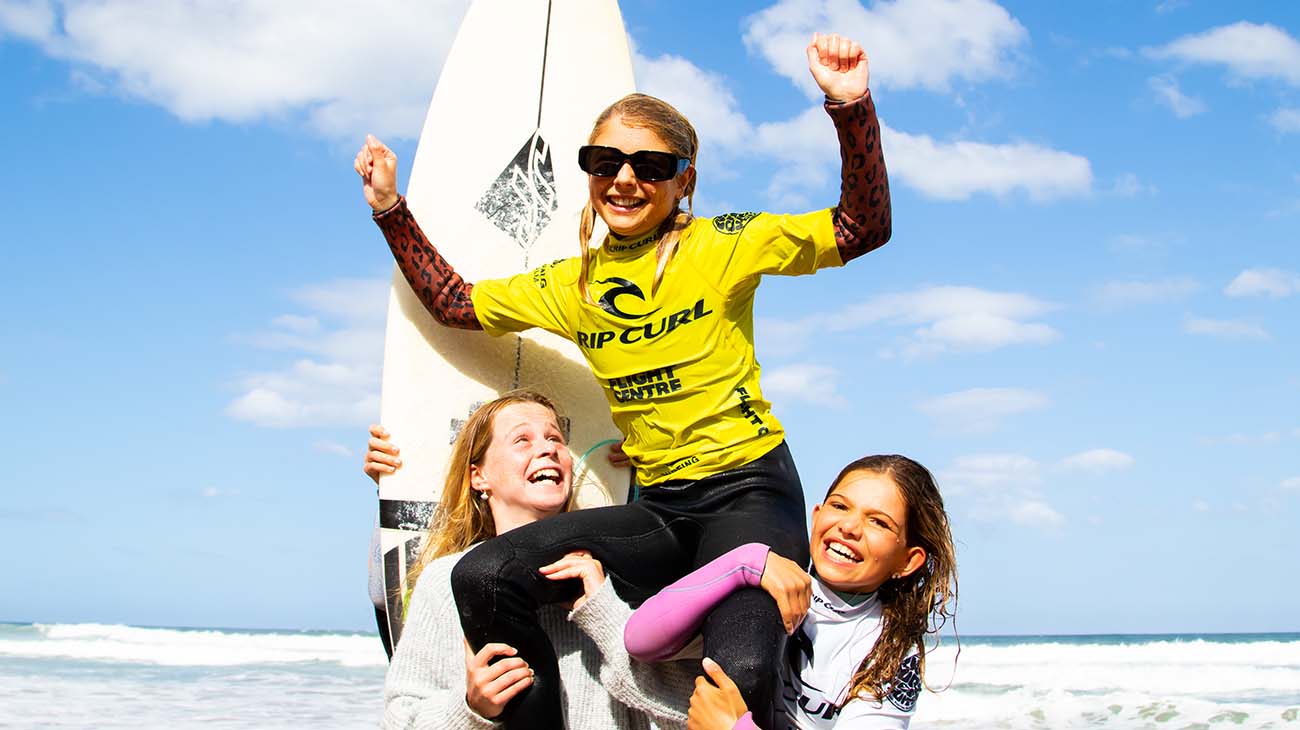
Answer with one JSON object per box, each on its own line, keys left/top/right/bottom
{"left": 377, "top": 0, "right": 636, "bottom": 646}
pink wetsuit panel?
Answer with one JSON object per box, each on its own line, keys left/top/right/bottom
{"left": 623, "top": 542, "right": 771, "bottom": 662}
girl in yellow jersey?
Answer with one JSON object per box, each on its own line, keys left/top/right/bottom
{"left": 356, "top": 33, "right": 891, "bottom": 730}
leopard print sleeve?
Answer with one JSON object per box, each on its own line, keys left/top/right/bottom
{"left": 825, "top": 92, "right": 892, "bottom": 264}
{"left": 373, "top": 197, "right": 483, "bottom": 330}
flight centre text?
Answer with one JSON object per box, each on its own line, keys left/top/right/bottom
{"left": 609, "top": 366, "right": 681, "bottom": 403}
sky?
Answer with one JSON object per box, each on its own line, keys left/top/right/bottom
{"left": 1, "top": 0, "right": 1297, "bottom": 635}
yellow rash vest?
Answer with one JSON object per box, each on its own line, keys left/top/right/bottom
{"left": 471, "top": 209, "right": 844, "bottom": 486}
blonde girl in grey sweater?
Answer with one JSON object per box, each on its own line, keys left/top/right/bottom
{"left": 365, "top": 390, "right": 693, "bottom": 729}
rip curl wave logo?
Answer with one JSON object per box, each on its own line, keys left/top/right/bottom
{"left": 595, "top": 277, "right": 660, "bottom": 320}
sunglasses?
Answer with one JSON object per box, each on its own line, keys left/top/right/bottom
{"left": 577, "top": 145, "right": 689, "bottom": 182}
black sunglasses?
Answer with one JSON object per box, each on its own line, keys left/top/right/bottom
{"left": 577, "top": 145, "right": 689, "bottom": 182}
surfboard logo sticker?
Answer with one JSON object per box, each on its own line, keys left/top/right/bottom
{"left": 475, "top": 133, "right": 558, "bottom": 250}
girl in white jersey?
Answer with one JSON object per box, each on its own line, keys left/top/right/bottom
{"left": 624, "top": 455, "right": 958, "bottom": 729}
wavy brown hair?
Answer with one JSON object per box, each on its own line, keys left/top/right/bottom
{"left": 405, "top": 390, "right": 575, "bottom": 590}
{"left": 827, "top": 455, "right": 958, "bottom": 705}
{"left": 577, "top": 93, "right": 699, "bottom": 304}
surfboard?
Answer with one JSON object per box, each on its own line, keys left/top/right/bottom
{"left": 376, "top": 0, "right": 636, "bottom": 647}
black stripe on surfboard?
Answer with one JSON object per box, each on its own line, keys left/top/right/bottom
{"left": 380, "top": 499, "right": 436, "bottom": 531}
{"left": 537, "top": 0, "right": 553, "bottom": 129}
{"left": 383, "top": 544, "right": 405, "bottom": 647}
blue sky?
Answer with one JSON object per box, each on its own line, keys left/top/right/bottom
{"left": 1, "top": 0, "right": 1297, "bottom": 635}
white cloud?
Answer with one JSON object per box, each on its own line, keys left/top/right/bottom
{"left": 0, "top": 0, "right": 470, "bottom": 140}
{"left": 1192, "top": 498, "right": 1209, "bottom": 512}
{"left": 313, "top": 440, "right": 355, "bottom": 458}
{"left": 1092, "top": 276, "right": 1198, "bottom": 308}
{"left": 1183, "top": 316, "right": 1269, "bottom": 340}
{"left": 1199, "top": 431, "right": 1283, "bottom": 447}
{"left": 918, "top": 387, "right": 1049, "bottom": 433}
{"left": 1111, "top": 172, "right": 1157, "bottom": 197}
{"left": 200, "top": 486, "right": 240, "bottom": 498}
{"left": 1148, "top": 74, "right": 1206, "bottom": 118}
{"left": 1146, "top": 22, "right": 1300, "bottom": 86}
{"left": 645, "top": 24, "right": 1086, "bottom": 207}
{"left": 1282, "top": 477, "right": 1300, "bottom": 490}
{"left": 1269, "top": 108, "right": 1300, "bottom": 133}
{"left": 868, "top": 286, "right": 1060, "bottom": 356}
{"left": 1107, "top": 232, "right": 1182, "bottom": 252}
{"left": 1060, "top": 449, "right": 1135, "bottom": 472}
{"left": 742, "top": 0, "right": 1029, "bottom": 97}
{"left": 226, "top": 278, "right": 387, "bottom": 428}
{"left": 881, "top": 123, "right": 1093, "bottom": 201}
{"left": 1007, "top": 500, "right": 1064, "bottom": 528}
{"left": 1225, "top": 268, "right": 1300, "bottom": 298}
{"left": 940, "top": 453, "right": 1062, "bottom": 530}
{"left": 761, "top": 363, "right": 845, "bottom": 407}
{"left": 765, "top": 285, "right": 1058, "bottom": 358}
{"left": 943, "top": 453, "right": 1040, "bottom": 490}
{"left": 635, "top": 51, "right": 751, "bottom": 161}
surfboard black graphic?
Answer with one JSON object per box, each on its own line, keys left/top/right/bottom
{"left": 475, "top": 133, "right": 558, "bottom": 250}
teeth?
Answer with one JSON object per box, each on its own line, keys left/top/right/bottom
{"left": 827, "top": 543, "right": 861, "bottom": 563}
{"left": 609, "top": 197, "right": 643, "bottom": 207}
{"left": 531, "top": 468, "right": 561, "bottom": 483}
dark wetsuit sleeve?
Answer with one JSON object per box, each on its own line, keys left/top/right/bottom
{"left": 825, "top": 91, "right": 892, "bottom": 263}
{"left": 373, "top": 197, "right": 483, "bottom": 330}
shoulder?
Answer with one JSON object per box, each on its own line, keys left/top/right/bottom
{"left": 884, "top": 653, "right": 923, "bottom": 713}
{"left": 692, "top": 212, "right": 764, "bottom": 238}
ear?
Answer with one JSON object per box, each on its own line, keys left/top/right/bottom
{"left": 469, "top": 463, "right": 488, "bottom": 495}
{"left": 896, "top": 545, "right": 927, "bottom": 580}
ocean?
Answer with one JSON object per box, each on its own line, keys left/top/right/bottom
{"left": 2, "top": 622, "right": 1297, "bottom": 728}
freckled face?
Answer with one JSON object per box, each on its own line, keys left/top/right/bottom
{"left": 470, "top": 403, "right": 573, "bottom": 527}
{"left": 810, "top": 471, "right": 926, "bottom": 594}
{"left": 587, "top": 116, "right": 691, "bottom": 239}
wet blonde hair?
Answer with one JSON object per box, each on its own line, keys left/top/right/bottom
{"left": 405, "top": 390, "right": 576, "bottom": 589}
{"left": 825, "top": 455, "right": 959, "bottom": 705}
{"left": 577, "top": 93, "right": 699, "bottom": 304}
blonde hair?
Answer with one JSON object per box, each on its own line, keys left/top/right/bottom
{"left": 825, "top": 455, "right": 959, "bottom": 705}
{"left": 577, "top": 93, "right": 699, "bottom": 304}
{"left": 405, "top": 390, "right": 575, "bottom": 589}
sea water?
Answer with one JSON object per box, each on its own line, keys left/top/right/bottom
{"left": 2, "top": 623, "right": 1297, "bottom": 728}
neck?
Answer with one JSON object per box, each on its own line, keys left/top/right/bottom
{"left": 490, "top": 504, "right": 553, "bottom": 535}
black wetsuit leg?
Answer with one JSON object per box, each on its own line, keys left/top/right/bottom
{"left": 451, "top": 442, "right": 807, "bottom": 729}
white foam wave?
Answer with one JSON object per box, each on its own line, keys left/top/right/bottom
{"left": 912, "top": 639, "right": 1300, "bottom": 729}
{"left": 0, "top": 623, "right": 388, "bottom": 667}
{"left": 921, "top": 639, "right": 1300, "bottom": 695}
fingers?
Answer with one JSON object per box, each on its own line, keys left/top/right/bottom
{"left": 538, "top": 552, "right": 603, "bottom": 580}
{"left": 363, "top": 426, "right": 401, "bottom": 482}
{"left": 808, "top": 32, "right": 865, "bottom": 72}
{"left": 702, "top": 657, "right": 734, "bottom": 687}
{"left": 464, "top": 642, "right": 533, "bottom": 718}
{"left": 606, "top": 441, "right": 630, "bottom": 468}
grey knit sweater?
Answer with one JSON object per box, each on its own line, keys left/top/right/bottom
{"left": 382, "top": 548, "right": 694, "bottom": 729}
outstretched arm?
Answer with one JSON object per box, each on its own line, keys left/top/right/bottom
{"left": 807, "top": 33, "right": 892, "bottom": 264}
{"left": 355, "top": 136, "right": 483, "bottom": 330}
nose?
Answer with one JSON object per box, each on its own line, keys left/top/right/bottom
{"left": 612, "top": 160, "right": 638, "bottom": 186}
{"left": 836, "top": 514, "right": 863, "bottom": 539}
{"left": 536, "top": 438, "right": 559, "bottom": 459}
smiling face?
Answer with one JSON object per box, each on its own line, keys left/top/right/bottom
{"left": 810, "top": 470, "right": 927, "bottom": 594}
{"left": 469, "top": 401, "right": 573, "bottom": 533}
{"left": 587, "top": 115, "right": 693, "bottom": 239}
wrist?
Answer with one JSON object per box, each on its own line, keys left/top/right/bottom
{"left": 372, "top": 194, "right": 401, "bottom": 214}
